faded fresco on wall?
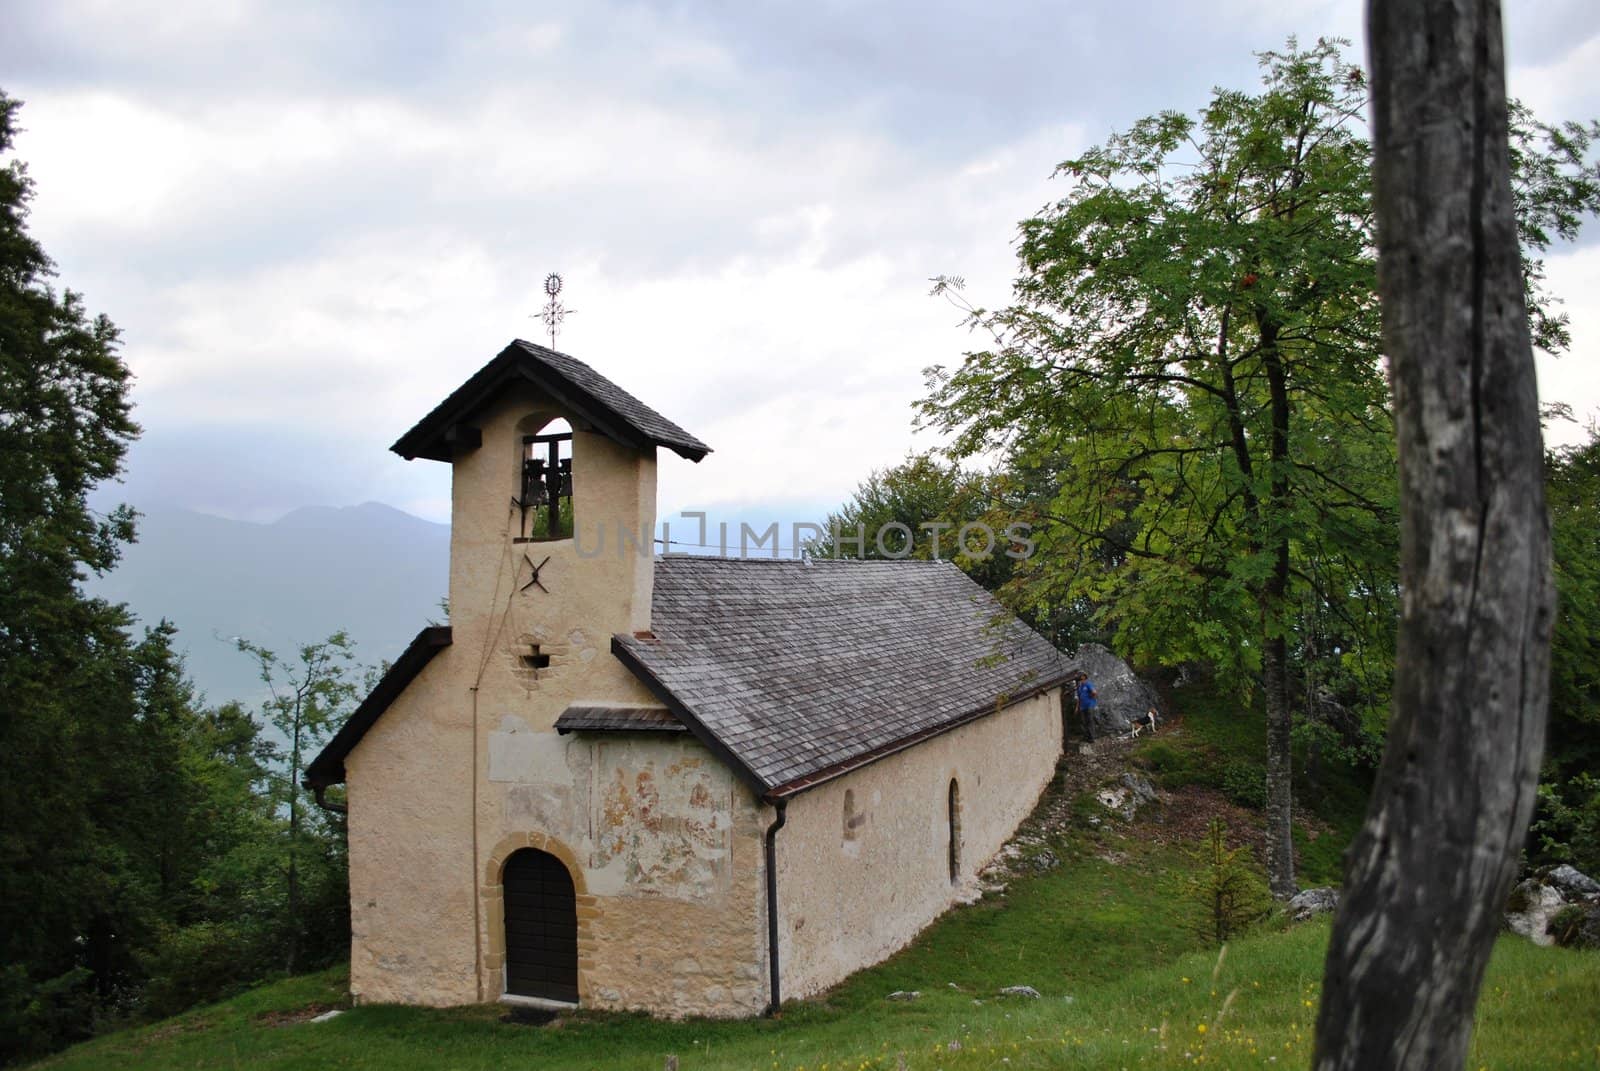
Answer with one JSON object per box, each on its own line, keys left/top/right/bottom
{"left": 591, "top": 739, "right": 732, "bottom": 899}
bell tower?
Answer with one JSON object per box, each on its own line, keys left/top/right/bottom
{"left": 390, "top": 340, "right": 709, "bottom": 713}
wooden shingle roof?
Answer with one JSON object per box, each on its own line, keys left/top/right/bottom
{"left": 305, "top": 560, "right": 1070, "bottom": 798}
{"left": 613, "top": 557, "right": 1072, "bottom": 798}
{"left": 392, "top": 340, "right": 711, "bottom": 463}
{"left": 553, "top": 704, "right": 686, "bottom": 734}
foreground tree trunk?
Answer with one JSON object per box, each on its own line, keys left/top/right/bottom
{"left": 1314, "top": 2, "right": 1555, "bottom": 1069}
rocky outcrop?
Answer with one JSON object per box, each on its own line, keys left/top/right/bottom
{"left": 1505, "top": 878, "right": 1567, "bottom": 946}
{"left": 1504, "top": 865, "right": 1599, "bottom": 947}
{"left": 1542, "top": 864, "right": 1600, "bottom": 901}
{"left": 1549, "top": 902, "right": 1600, "bottom": 950}
{"left": 1288, "top": 887, "right": 1340, "bottom": 922}
{"left": 1093, "top": 772, "right": 1160, "bottom": 821}
{"left": 1067, "top": 643, "right": 1163, "bottom": 738}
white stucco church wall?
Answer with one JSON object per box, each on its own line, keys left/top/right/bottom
{"left": 308, "top": 341, "right": 1073, "bottom": 1017}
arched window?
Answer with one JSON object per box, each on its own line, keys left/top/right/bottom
{"left": 517, "top": 417, "right": 573, "bottom": 541}
{"left": 947, "top": 778, "right": 962, "bottom": 883}
{"left": 843, "top": 788, "right": 865, "bottom": 842}
{"left": 501, "top": 847, "right": 578, "bottom": 1003}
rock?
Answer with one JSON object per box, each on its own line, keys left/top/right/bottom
{"left": 1306, "top": 686, "right": 1364, "bottom": 747}
{"left": 1548, "top": 901, "right": 1600, "bottom": 950}
{"left": 1120, "top": 772, "right": 1158, "bottom": 806}
{"left": 1095, "top": 774, "right": 1158, "bottom": 821}
{"left": 999, "top": 985, "right": 1041, "bottom": 999}
{"left": 1505, "top": 877, "right": 1566, "bottom": 946}
{"left": 1542, "top": 864, "right": 1600, "bottom": 901}
{"left": 1096, "top": 786, "right": 1128, "bottom": 812}
{"left": 886, "top": 990, "right": 920, "bottom": 1001}
{"left": 1024, "top": 848, "right": 1060, "bottom": 873}
{"left": 309, "top": 1009, "right": 344, "bottom": 1023}
{"left": 1068, "top": 643, "right": 1164, "bottom": 738}
{"left": 1287, "top": 887, "right": 1340, "bottom": 922}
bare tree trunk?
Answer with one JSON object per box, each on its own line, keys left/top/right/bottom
{"left": 1262, "top": 325, "right": 1298, "bottom": 900}
{"left": 1314, "top": 2, "right": 1554, "bottom": 1068}
{"left": 287, "top": 703, "right": 302, "bottom": 975}
{"left": 1262, "top": 634, "right": 1297, "bottom": 899}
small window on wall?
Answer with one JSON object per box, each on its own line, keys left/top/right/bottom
{"left": 517, "top": 419, "right": 572, "bottom": 541}
{"left": 947, "top": 778, "right": 962, "bottom": 883}
{"left": 843, "top": 788, "right": 867, "bottom": 842}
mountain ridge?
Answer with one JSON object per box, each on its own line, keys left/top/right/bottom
{"left": 85, "top": 501, "right": 450, "bottom": 706}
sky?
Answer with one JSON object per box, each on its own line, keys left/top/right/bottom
{"left": 6, "top": 0, "right": 1600, "bottom": 530}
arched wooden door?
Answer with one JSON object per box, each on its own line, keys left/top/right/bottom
{"left": 502, "top": 848, "right": 578, "bottom": 1003}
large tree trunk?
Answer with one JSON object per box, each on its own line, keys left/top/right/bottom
{"left": 1313, "top": 2, "right": 1554, "bottom": 1068}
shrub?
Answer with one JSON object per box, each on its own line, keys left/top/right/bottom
{"left": 1221, "top": 761, "right": 1269, "bottom": 810}
{"left": 1528, "top": 774, "right": 1600, "bottom": 876}
{"left": 1183, "top": 819, "right": 1273, "bottom": 944}
{"left": 1136, "top": 740, "right": 1208, "bottom": 789}
{"left": 139, "top": 922, "right": 273, "bottom": 1019}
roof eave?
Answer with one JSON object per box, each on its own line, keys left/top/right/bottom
{"left": 609, "top": 635, "right": 774, "bottom": 799}
{"left": 390, "top": 342, "right": 711, "bottom": 464}
{"left": 760, "top": 668, "right": 1075, "bottom": 800}
{"left": 303, "top": 625, "right": 453, "bottom": 789}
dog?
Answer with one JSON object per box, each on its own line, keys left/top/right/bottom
{"left": 1128, "top": 708, "right": 1159, "bottom": 739}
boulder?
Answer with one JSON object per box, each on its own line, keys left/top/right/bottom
{"left": 1541, "top": 864, "right": 1600, "bottom": 902}
{"left": 1288, "top": 887, "right": 1340, "bottom": 922}
{"left": 1306, "top": 685, "right": 1365, "bottom": 747}
{"left": 1121, "top": 772, "right": 1159, "bottom": 806}
{"left": 1067, "top": 643, "right": 1163, "bottom": 738}
{"left": 1504, "top": 877, "right": 1566, "bottom": 946}
{"left": 1548, "top": 902, "right": 1600, "bottom": 950}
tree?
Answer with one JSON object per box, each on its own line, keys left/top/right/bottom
{"left": 235, "top": 633, "right": 360, "bottom": 974}
{"left": 1312, "top": 2, "right": 1554, "bottom": 1065}
{"left": 1528, "top": 426, "right": 1600, "bottom": 874}
{"left": 919, "top": 39, "right": 1598, "bottom": 897}
{"left": 814, "top": 454, "right": 1096, "bottom": 648}
{"left": 0, "top": 88, "right": 147, "bottom": 1059}
{"left": 1183, "top": 818, "right": 1273, "bottom": 944}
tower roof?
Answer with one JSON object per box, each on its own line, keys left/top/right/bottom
{"left": 392, "top": 340, "right": 712, "bottom": 463}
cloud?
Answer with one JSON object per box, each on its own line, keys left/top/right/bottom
{"left": 8, "top": 0, "right": 1600, "bottom": 529}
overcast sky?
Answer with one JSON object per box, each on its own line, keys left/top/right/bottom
{"left": 7, "top": 0, "right": 1599, "bottom": 529}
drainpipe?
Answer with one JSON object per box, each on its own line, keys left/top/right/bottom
{"left": 311, "top": 783, "right": 347, "bottom": 815}
{"left": 763, "top": 798, "right": 788, "bottom": 1017}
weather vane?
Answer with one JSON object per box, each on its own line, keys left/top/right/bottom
{"left": 536, "top": 272, "right": 574, "bottom": 349}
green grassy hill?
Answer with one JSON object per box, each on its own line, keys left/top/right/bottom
{"left": 30, "top": 685, "right": 1599, "bottom": 1070}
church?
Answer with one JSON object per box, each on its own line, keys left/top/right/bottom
{"left": 305, "top": 340, "right": 1072, "bottom": 1017}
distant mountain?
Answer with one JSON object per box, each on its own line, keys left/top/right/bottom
{"left": 85, "top": 502, "right": 449, "bottom": 707}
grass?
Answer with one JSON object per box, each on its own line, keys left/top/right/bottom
{"left": 23, "top": 682, "right": 1582, "bottom": 1069}
{"left": 30, "top": 812, "right": 1599, "bottom": 1071}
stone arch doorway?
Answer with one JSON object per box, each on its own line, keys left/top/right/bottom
{"left": 501, "top": 847, "right": 578, "bottom": 1003}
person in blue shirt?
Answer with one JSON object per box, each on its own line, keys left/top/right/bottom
{"left": 1075, "top": 672, "right": 1099, "bottom": 743}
